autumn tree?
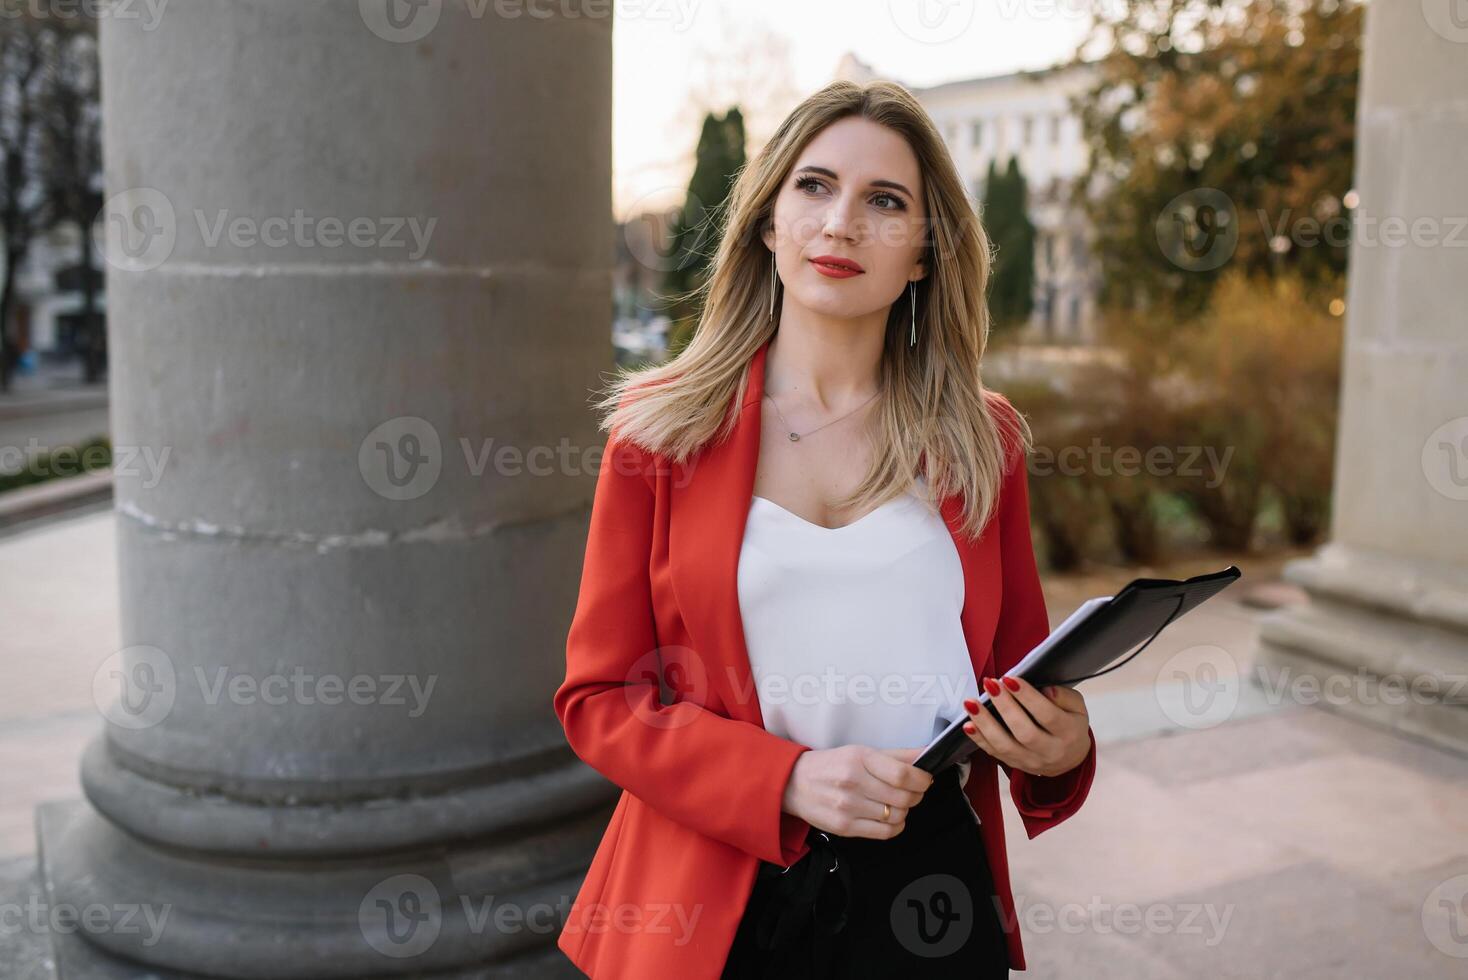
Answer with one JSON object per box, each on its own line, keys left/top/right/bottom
{"left": 1070, "top": 0, "right": 1362, "bottom": 319}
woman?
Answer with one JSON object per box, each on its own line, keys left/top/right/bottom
{"left": 554, "top": 80, "right": 1098, "bottom": 979}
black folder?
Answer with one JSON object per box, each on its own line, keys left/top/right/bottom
{"left": 914, "top": 565, "right": 1242, "bottom": 774}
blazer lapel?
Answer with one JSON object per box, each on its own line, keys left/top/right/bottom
{"left": 668, "top": 337, "right": 998, "bottom": 734}
{"left": 667, "top": 339, "right": 771, "bottom": 727}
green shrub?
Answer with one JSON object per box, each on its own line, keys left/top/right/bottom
{"left": 0, "top": 436, "right": 113, "bottom": 494}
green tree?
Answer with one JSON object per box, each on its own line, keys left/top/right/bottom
{"left": 662, "top": 107, "right": 746, "bottom": 355}
{"left": 982, "top": 157, "right": 1036, "bottom": 334}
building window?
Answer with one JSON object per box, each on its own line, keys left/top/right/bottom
{"left": 970, "top": 120, "right": 982, "bottom": 148}
{"left": 1022, "top": 116, "right": 1033, "bottom": 145}
{"left": 1051, "top": 115, "right": 1062, "bottom": 144}
{"left": 1070, "top": 295, "right": 1081, "bottom": 331}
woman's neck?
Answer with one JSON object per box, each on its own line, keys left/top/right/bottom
{"left": 764, "top": 321, "right": 885, "bottom": 412}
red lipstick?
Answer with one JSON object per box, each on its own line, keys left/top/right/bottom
{"left": 810, "top": 254, "right": 864, "bottom": 279}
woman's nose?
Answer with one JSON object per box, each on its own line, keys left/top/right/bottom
{"left": 822, "top": 197, "right": 862, "bottom": 241}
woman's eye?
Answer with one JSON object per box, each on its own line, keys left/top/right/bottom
{"left": 795, "top": 176, "right": 906, "bottom": 211}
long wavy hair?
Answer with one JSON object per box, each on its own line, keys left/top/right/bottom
{"left": 592, "top": 79, "right": 1031, "bottom": 541}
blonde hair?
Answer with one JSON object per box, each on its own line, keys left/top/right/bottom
{"left": 593, "top": 79, "right": 1031, "bottom": 541}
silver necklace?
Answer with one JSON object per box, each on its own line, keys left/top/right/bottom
{"left": 763, "top": 388, "right": 879, "bottom": 442}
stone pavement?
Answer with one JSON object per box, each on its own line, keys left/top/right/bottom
{"left": 1, "top": 510, "right": 1464, "bottom": 977}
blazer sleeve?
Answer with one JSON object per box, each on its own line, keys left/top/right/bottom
{"left": 553, "top": 427, "right": 814, "bottom": 868}
{"left": 987, "top": 400, "right": 1098, "bottom": 839}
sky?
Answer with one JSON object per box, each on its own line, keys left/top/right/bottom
{"left": 612, "top": 0, "right": 1096, "bottom": 218}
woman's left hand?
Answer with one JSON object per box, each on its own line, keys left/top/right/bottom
{"left": 962, "top": 676, "right": 1090, "bottom": 777}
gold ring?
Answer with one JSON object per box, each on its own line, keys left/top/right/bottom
{"left": 882, "top": 803, "right": 892, "bottom": 822}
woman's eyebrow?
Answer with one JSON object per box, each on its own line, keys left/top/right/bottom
{"left": 794, "top": 165, "right": 915, "bottom": 200}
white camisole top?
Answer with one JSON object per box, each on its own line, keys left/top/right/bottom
{"left": 736, "top": 474, "right": 981, "bottom": 807}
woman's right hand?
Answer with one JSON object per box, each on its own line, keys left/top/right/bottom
{"left": 780, "top": 745, "right": 934, "bottom": 839}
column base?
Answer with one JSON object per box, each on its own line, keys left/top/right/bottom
{"left": 1256, "top": 543, "right": 1468, "bottom": 756}
{"left": 36, "top": 795, "right": 611, "bottom": 979}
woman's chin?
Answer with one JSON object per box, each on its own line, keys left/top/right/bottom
{"left": 785, "top": 292, "right": 882, "bottom": 321}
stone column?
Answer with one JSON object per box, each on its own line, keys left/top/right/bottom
{"left": 36, "top": 1, "right": 617, "bottom": 976}
{"left": 1255, "top": 2, "right": 1468, "bottom": 754}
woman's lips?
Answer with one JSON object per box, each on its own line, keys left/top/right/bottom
{"left": 810, "top": 256, "right": 864, "bottom": 279}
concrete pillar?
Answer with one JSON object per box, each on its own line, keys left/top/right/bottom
{"left": 1255, "top": 2, "right": 1468, "bottom": 754}
{"left": 36, "top": 2, "right": 616, "bottom": 976}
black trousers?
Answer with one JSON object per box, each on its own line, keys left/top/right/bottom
{"left": 721, "top": 765, "right": 1011, "bottom": 979}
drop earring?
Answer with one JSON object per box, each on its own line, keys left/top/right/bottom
{"left": 908, "top": 281, "right": 918, "bottom": 347}
{"left": 768, "top": 251, "right": 779, "bottom": 321}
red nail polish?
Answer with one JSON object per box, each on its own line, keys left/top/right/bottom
{"left": 1003, "top": 676, "right": 1021, "bottom": 692}
{"left": 963, "top": 722, "right": 976, "bottom": 735}
{"left": 963, "top": 698, "right": 979, "bottom": 714}
{"left": 983, "top": 677, "right": 1001, "bottom": 697}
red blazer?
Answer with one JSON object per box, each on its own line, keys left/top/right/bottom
{"left": 553, "top": 337, "right": 1097, "bottom": 977}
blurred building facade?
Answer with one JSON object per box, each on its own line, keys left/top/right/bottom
{"left": 1, "top": 222, "right": 107, "bottom": 367}
{"left": 612, "top": 208, "right": 674, "bottom": 360}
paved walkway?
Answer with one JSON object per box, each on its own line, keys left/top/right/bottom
{"left": 1, "top": 510, "right": 1464, "bottom": 977}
